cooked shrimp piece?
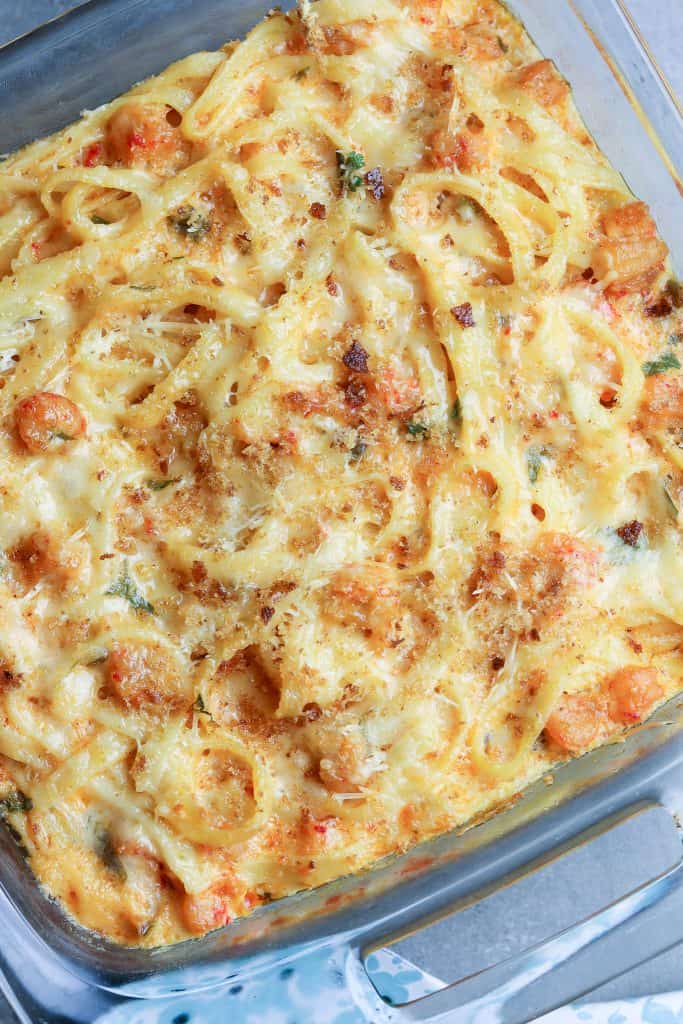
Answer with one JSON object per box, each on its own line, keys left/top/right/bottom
{"left": 318, "top": 20, "right": 373, "bottom": 55}
{"left": 318, "top": 738, "right": 367, "bottom": 795}
{"left": 116, "top": 845, "right": 162, "bottom": 937}
{"left": 533, "top": 532, "right": 601, "bottom": 593}
{"left": 429, "top": 125, "right": 489, "bottom": 174}
{"left": 182, "top": 882, "right": 233, "bottom": 934}
{"left": 378, "top": 365, "right": 421, "bottom": 416}
{"left": 9, "top": 529, "right": 89, "bottom": 589}
{"left": 641, "top": 372, "right": 683, "bottom": 429}
{"left": 516, "top": 60, "right": 569, "bottom": 109}
{"left": 106, "top": 102, "right": 188, "bottom": 171}
{"left": 603, "top": 201, "right": 656, "bottom": 241}
{"left": 608, "top": 666, "right": 664, "bottom": 724}
{"left": 544, "top": 692, "right": 606, "bottom": 753}
{"left": 464, "top": 24, "right": 506, "bottom": 61}
{"left": 325, "top": 565, "right": 400, "bottom": 636}
{"left": 592, "top": 201, "right": 668, "bottom": 294}
{"left": 546, "top": 665, "right": 664, "bottom": 752}
{"left": 15, "top": 392, "right": 86, "bottom": 453}
{"left": 107, "top": 643, "right": 190, "bottom": 712}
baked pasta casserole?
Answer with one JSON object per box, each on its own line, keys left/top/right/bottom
{"left": 0, "top": 0, "right": 681, "bottom": 946}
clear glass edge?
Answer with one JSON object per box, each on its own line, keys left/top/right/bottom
{"left": 0, "top": 0, "right": 680, "bottom": 1009}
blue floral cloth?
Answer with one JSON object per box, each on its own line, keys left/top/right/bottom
{"left": 88, "top": 943, "right": 683, "bottom": 1024}
{"left": 93, "top": 946, "right": 426, "bottom": 1024}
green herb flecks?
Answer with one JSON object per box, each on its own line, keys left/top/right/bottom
{"left": 406, "top": 421, "right": 429, "bottom": 441}
{"left": 87, "top": 649, "right": 108, "bottom": 666}
{"left": 147, "top": 478, "right": 179, "bottom": 491}
{"left": 527, "top": 446, "right": 551, "bottom": 484}
{"left": 336, "top": 150, "right": 365, "bottom": 194}
{"left": 0, "top": 791, "right": 31, "bottom": 857}
{"left": 0, "top": 791, "right": 32, "bottom": 816}
{"left": 349, "top": 441, "right": 367, "bottom": 462}
{"left": 105, "top": 564, "right": 154, "bottom": 614}
{"left": 451, "top": 397, "right": 462, "bottom": 426}
{"left": 91, "top": 215, "right": 110, "bottom": 225}
{"left": 642, "top": 350, "right": 681, "bottom": 377}
{"left": 3, "top": 821, "right": 29, "bottom": 858}
{"left": 168, "top": 205, "right": 212, "bottom": 240}
{"left": 193, "top": 694, "right": 212, "bottom": 718}
{"left": 94, "top": 827, "right": 127, "bottom": 881}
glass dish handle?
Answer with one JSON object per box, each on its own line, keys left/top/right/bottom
{"left": 352, "top": 856, "right": 683, "bottom": 1024}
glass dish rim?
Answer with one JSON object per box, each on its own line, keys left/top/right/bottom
{"left": 0, "top": 0, "right": 680, "bottom": 998}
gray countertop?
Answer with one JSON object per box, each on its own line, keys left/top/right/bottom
{"left": 0, "top": 0, "right": 681, "bottom": 1019}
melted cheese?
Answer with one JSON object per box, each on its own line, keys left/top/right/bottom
{"left": 0, "top": 0, "right": 681, "bottom": 947}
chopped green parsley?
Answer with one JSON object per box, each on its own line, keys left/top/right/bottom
{"left": 146, "top": 478, "right": 179, "bottom": 491}
{"left": 406, "top": 421, "right": 429, "bottom": 440}
{"left": 168, "top": 205, "right": 211, "bottom": 240}
{"left": 105, "top": 564, "right": 154, "bottom": 614}
{"left": 0, "top": 791, "right": 32, "bottom": 816}
{"left": 336, "top": 150, "right": 365, "bottom": 193}
{"left": 642, "top": 350, "right": 681, "bottom": 377}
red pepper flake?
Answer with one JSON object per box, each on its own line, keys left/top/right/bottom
{"left": 451, "top": 302, "right": 475, "bottom": 328}
{"left": 616, "top": 520, "right": 643, "bottom": 547}
{"left": 326, "top": 274, "right": 340, "bottom": 297}
{"left": 313, "top": 822, "right": 328, "bottom": 835}
{"left": 491, "top": 655, "right": 506, "bottom": 671}
{"left": 365, "top": 167, "right": 385, "bottom": 201}
{"left": 82, "top": 141, "right": 104, "bottom": 167}
{"left": 582, "top": 266, "right": 595, "bottom": 281}
{"left": 389, "top": 475, "right": 405, "bottom": 491}
{"left": 260, "top": 605, "right": 275, "bottom": 624}
{"left": 342, "top": 340, "right": 370, "bottom": 373}
{"left": 30, "top": 241, "right": 41, "bottom": 260}
{"left": 549, "top": 408, "right": 560, "bottom": 420}
{"left": 309, "top": 202, "right": 327, "bottom": 219}
{"left": 129, "top": 131, "right": 147, "bottom": 150}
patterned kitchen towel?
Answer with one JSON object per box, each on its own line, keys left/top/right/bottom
{"left": 92, "top": 944, "right": 683, "bottom": 1024}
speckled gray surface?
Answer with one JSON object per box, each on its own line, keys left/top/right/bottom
{"left": 0, "top": 1, "right": 680, "bottom": 1018}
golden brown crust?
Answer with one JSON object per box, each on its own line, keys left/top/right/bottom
{"left": 0, "top": 0, "right": 679, "bottom": 948}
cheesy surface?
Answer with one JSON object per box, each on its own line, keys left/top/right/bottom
{"left": 0, "top": 0, "right": 681, "bottom": 947}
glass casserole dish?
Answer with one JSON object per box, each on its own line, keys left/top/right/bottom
{"left": 0, "top": 0, "right": 681, "bottom": 1020}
